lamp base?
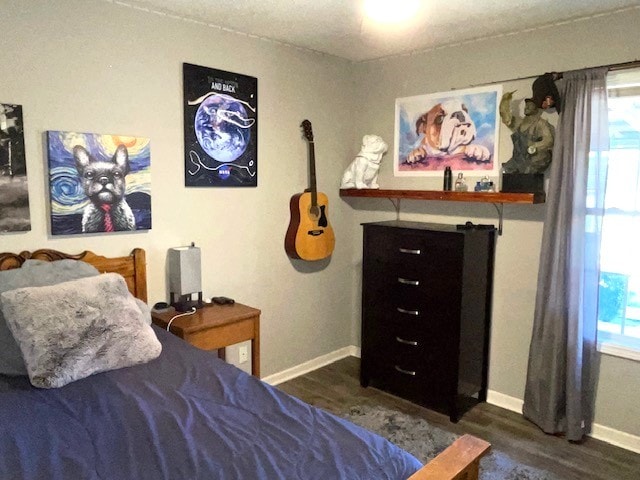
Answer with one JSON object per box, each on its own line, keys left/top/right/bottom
{"left": 170, "top": 292, "right": 204, "bottom": 312}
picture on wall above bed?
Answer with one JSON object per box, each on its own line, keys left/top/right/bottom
{"left": 0, "top": 102, "right": 30, "bottom": 233}
{"left": 394, "top": 85, "right": 502, "bottom": 176}
{"left": 183, "top": 62, "right": 258, "bottom": 187}
{"left": 47, "top": 131, "right": 151, "bottom": 235}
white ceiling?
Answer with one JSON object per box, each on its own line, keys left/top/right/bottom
{"left": 123, "top": 0, "right": 640, "bottom": 62}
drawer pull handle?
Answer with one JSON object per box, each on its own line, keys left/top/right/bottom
{"left": 398, "top": 277, "right": 419, "bottom": 286}
{"left": 396, "top": 336, "right": 418, "bottom": 346}
{"left": 397, "top": 307, "right": 419, "bottom": 316}
{"left": 399, "top": 248, "right": 421, "bottom": 255}
{"left": 394, "top": 365, "right": 417, "bottom": 376}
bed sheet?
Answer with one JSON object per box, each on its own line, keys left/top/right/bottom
{"left": 0, "top": 325, "right": 421, "bottom": 479}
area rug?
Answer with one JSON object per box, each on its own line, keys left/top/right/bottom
{"left": 344, "top": 405, "right": 563, "bottom": 480}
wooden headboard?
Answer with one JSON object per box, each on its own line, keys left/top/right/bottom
{"left": 0, "top": 248, "right": 148, "bottom": 302}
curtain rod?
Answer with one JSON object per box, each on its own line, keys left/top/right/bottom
{"left": 607, "top": 59, "right": 640, "bottom": 72}
{"left": 468, "top": 58, "right": 640, "bottom": 89}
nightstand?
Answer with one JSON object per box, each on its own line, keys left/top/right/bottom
{"left": 151, "top": 303, "right": 261, "bottom": 377}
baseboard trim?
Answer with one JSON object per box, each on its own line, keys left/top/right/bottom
{"left": 262, "top": 345, "right": 361, "bottom": 386}
{"left": 487, "top": 390, "right": 640, "bottom": 454}
{"left": 591, "top": 423, "right": 640, "bottom": 454}
{"left": 486, "top": 389, "right": 524, "bottom": 413}
{"left": 264, "top": 351, "right": 640, "bottom": 453}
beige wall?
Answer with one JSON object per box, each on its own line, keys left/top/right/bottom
{"left": 0, "top": 0, "right": 357, "bottom": 376}
{"left": 1, "top": 0, "right": 639, "bottom": 440}
{"left": 349, "top": 7, "right": 640, "bottom": 435}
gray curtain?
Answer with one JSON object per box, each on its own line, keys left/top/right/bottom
{"left": 523, "top": 68, "right": 609, "bottom": 442}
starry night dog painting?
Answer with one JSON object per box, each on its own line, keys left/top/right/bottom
{"left": 48, "top": 131, "right": 151, "bottom": 235}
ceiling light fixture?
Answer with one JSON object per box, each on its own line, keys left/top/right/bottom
{"left": 363, "top": 0, "right": 421, "bottom": 24}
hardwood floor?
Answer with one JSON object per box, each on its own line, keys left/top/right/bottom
{"left": 277, "top": 356, "right": 640, "bottom": 480}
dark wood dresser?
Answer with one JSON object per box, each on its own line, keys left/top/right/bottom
{"left": 360, "top": 220, "right": 496, "bottom": 422}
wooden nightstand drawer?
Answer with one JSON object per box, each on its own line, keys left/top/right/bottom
{"left": 152, "top": 303, "right": 261, "bottom": 377}
{"left": 185, "top": 317, "right": 256, "bottom": 351}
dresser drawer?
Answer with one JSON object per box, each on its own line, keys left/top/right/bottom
{"left": 367, "top": 276, "right": 463, "bottom": 332}
{"left": 362, "top": 310, "right": 454, "bottom": 358}
{"left": 390, "top": 279, "right": 461, "bottom": 315}
{"left": 366, "top": 227, "right": 462, "bottom": 267}
{"left": 385, "top": 321, "right": 456, "bottom": 361}
{"left": 366, "top": 246, "right": 464, "bottom": 299}
{"left": 366, "top": 255, "right": 462, "bottom": 301}
{"left": 362, "top": 314, "right": 442, "bottom": 359}
{"left": 368, "top": 346, "right": 455, "bottom": 405}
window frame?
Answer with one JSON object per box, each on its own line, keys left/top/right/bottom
{"left": 595, "top": 70, "right": 640, "bottom": 362}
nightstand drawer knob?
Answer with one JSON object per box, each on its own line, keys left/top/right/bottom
{"left": 396, "top": 336, "right": 418, "bottom": 346}
{"left": 399, "top": 248, "right": 421, "bottom": 255}
{"left": 398, "top": 277, "right": 419, "bottom": 286}
{"left": 397, "top": 307, "right": 420, "bottom": 316}
{"left": 394, "top": 365, "right": 417, "bottom": 376}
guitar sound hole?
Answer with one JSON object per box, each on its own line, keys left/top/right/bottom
{"left": 308, "top": 205, "right": 328, "bottom": 227}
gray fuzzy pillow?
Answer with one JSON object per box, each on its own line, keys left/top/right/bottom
{"left": 0, "top": 273, "right": 161, "bottom": 388}
{"left": 0, "top": 259, "right": 100, "bottom": 376}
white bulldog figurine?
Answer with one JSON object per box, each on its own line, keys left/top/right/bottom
{"left": 340, "top": 135, "right": 388, "bottom": 189}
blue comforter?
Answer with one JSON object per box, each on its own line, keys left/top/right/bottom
{"left": 0, "top": 326, "right": 421, "bottom": 479}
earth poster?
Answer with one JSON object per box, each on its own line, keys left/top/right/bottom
{"left": 183, "top": 63, "right": 258, "bottom": 187}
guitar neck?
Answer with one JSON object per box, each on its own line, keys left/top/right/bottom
{"left": 308, "top": 140, "right": 318, "bottom": 207}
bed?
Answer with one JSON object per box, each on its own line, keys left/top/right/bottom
{"left": 0, "top": 248, "right": 489, "bottom": 480}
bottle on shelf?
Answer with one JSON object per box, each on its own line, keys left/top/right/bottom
{"left": 474, "top": 175, "right": 494, "bottom": 192}
{"left": 443, "top": 166, "right": 452, "bottom": 191}
{"left": 454, "top": 173, "right": 468, "bottom": 192}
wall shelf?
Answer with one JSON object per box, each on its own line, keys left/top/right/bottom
{"left": 339, "top": 188, "right": 545, "bottom": 204}
{"left": 339, "top": 188, "right": 546, "bottom": 235}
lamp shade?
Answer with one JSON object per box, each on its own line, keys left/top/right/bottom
{"left": 168, "top": 245, "right": 202, "bottom": 295}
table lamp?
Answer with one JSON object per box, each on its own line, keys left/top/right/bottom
{"left": 168, "top": 243, "right": 203, "bottom": 312}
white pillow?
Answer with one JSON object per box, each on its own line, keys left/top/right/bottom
{"left": 0, "top": 273, "right": 161, "bottom": 388}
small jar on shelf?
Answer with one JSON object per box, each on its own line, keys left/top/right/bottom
{"left": 454, "top": 173, "right": 468, "bottom": 192}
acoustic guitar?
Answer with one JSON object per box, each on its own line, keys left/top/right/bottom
{"left": 285, "top": 120, "right": 335, "bottom": 261}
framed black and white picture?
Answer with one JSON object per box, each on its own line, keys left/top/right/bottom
{"left": 0, "top": 102, "right": 30, "bottom": 233}
{"left": 183, "top": 63, "right": 258, "bottom": 187}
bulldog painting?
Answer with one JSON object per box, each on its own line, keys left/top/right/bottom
{"left": 407, "top": 100, "right": 490, "bottom": 164}
{"left": 394, "top": 86, "right": 501, "bottom": 176}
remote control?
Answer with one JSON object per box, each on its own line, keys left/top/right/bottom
{"left": 211, "top": 296, "right": 235, "bottom": 305}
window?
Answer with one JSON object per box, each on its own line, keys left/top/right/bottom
{"left": 596, "top": 68, "right": 640, "bottom": 359}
